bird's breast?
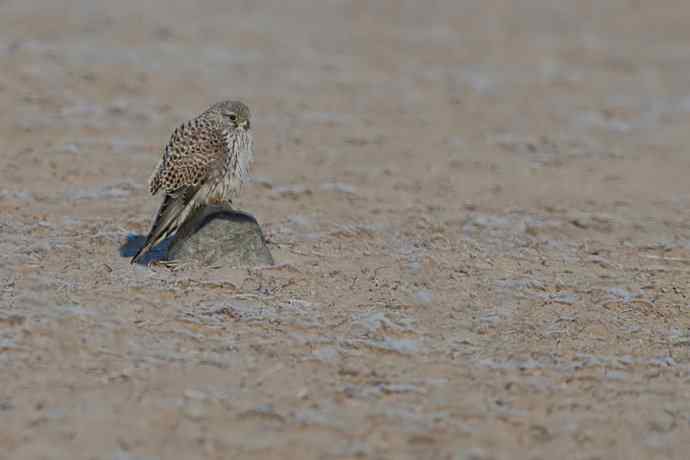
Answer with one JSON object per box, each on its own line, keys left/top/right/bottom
{"left": 223, "top": 130, "right": 253, "bottom": 178}
{"left": 201, "top": 131, "right": 252, "bottom": 204}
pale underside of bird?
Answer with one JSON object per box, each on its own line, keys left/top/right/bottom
{"left": 131, "top": 100, "right": 254, "bottom": 264}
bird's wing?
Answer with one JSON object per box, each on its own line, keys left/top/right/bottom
{"left": 132, "top": 120, "right": 224, "bottom": 264}
{"left": 148, "top": 120, "right": 223, "bottom": 195}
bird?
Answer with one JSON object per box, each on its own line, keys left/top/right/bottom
{"left": 131, "top": 100, "right": 254, "bottom": 264}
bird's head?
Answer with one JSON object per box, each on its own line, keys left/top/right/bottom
{"left": 211, "top": 100, "right": 251, "bottom": 130}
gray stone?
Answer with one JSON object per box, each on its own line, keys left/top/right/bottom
{"left": 167, "top": 205, "right": 273, "bottom": 267}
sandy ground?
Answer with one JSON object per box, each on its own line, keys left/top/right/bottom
{"left": 1, "top": 1, "right": 690, "bottom": 459}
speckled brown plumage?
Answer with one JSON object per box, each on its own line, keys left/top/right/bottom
{"left": 131, "top": 100, "right": 254, "bottom": 264}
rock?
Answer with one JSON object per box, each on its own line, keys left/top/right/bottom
{"left": 167, "top": 204, "right": 273, "bottom": 267}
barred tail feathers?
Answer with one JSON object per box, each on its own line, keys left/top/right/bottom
{"left": 130, "top": 188, "right": 197, "bottom": 264}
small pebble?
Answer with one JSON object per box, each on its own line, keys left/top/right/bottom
{"left": 183, "top": 389, "right": 207, "bottom": 400}
{"left": 415, "top": 290, "right": 433, "bottom": 305}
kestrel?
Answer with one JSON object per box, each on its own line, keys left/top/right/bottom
{"left": 131, "top": 100, "right": 254, "bottom": 264}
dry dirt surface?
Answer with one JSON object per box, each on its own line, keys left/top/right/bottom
{"left": 2, "top": 1, "right": 690, "bottom": 459}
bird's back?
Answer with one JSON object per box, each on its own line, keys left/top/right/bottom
{"left": 148, "top": 113, "right": 227, "bottom": 196}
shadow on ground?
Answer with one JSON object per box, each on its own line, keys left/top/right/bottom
{"left": 118, "top": 233, "right": 170, "bottom": 265}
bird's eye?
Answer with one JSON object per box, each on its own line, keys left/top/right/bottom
{"left": 227, "top": 113, "right": 237, "bottom": 122}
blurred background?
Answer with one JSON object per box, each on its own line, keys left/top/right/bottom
{"left": 1, "top": 1, "right": 690, "bottom": 459}
{"left": 3, "top": 0, "right": 690, "bottom": 220}
{"left": 5, "top": 0, "right": 690, "bottom": 214}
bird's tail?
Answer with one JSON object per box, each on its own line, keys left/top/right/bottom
{"left": 131, "top": 189, "right": 196, "bottom": 264}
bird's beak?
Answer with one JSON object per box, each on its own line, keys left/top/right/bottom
{"left": 240, "top": 120, "right": 250, "bottom": 129}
